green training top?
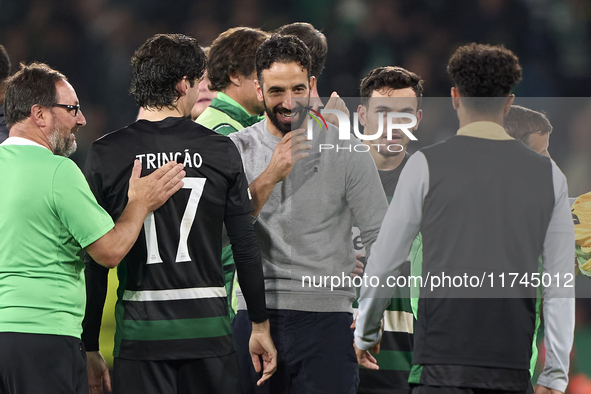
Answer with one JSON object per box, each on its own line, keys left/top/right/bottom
{"left": 196, "top": 92, "right": 264, "bottom": 136}
{"left": 0, "top": 139, "right": 114, "bottom": 338}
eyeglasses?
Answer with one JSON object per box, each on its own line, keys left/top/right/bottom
{"left": 53, "top": 104, "right": 81, "bottom": 117}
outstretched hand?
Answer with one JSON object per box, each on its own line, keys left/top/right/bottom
{"left": 127, "top": 159, "right": 185, "bottom": 213}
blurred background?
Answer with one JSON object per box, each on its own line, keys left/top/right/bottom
{"left": 1, "top": 0, "right": 591, "bottom": 389}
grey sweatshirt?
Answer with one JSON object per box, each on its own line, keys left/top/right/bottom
{"left": 230, "top": 119, "right": 388, "bottom": 313}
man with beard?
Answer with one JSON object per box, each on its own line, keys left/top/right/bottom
{"left": 0, "top": 62, "right": 185, "bottom": 394}
{"left": 229, "top": 34, "right": 388, "bottom": 393}
{"left": 81, "top": 34, "right": 276, "bottom": 394}
{"left": 353, "top": 66, "right": 423, "bottom": 394}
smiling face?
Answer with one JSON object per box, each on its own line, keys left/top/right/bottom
{"left": 359, "top": 87, "right": 422, "bottom": 157}
{"left": 257, "top": 62, "right": 315, "bottom": 137}
{"left": 49, "top": 80, "right": 86, "bottom": 157}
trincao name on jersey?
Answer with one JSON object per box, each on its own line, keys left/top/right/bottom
{"left": 84, "top": 117, "right": 253, "bottom": 360}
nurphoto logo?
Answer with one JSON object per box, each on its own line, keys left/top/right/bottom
{"left": 302, "top": 107, "right": 418, "bottom": 153}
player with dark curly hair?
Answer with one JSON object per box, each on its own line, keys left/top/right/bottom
{"left": 130, "top": 34, "right": 206, "bottom": 110}
{"left": 82, "top": 33, "right": 276, "bottom": 394}
{"left": 447, "top": 42, "right": 522, "bottom": 113}
{"left": 356, "top": 43, "right": 574, "bottom": 394}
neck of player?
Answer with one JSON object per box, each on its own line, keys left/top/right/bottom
{"left": 458, "top": 111, "right": 505, "bottom": 129}
{"left": 139, "top": 101, "right": 189, "bottom": 122}
{"left": 370, "top": 147, "right": 407, "bottom": 171}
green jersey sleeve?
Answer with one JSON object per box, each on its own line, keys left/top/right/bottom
{"left": 53, "top": 159, "right": 114, "bottom": 249}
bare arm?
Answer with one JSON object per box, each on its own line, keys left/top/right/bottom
{"left": 86, "top": 160, "right": 185, "bottom": 268}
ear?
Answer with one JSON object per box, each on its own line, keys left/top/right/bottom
{"left": 415, "top": 109, "right": 423, "bottom": 128}
{"left": 451, "top": 87, "right": 461, "bottom": 110}
{"left": 503, "top": 94, "right": 515, "bottom": 116}
{"left": 177, "top": 77, "right": 189, "bottom": 97}
{"left": 309, "top": 76, "right": 317, "bottom": 95}
{"left": 255, "top": 79, "right": 264, "bottom": 101}
{"left": 30, "top": 104, "right": 48, "bottom": 128}
{"left": 229, "top": 73, "right": 242, "bottom": 87}
{"left": 357, "top": 104, "right": 367, "bottom": 127}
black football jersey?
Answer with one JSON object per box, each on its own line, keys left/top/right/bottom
{"left": 84, "top": 116, "right": 252, "bottom": 360}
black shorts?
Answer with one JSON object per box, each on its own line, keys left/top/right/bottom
{"left": 0, "top": 332, "right": 88, "bottom": 394}
{"left": 112, "top": 353, "right": 239, "bottom": 394}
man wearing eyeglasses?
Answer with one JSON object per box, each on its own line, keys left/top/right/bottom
{"left": 0, "top": 62, "right": 185, "bottom": 394}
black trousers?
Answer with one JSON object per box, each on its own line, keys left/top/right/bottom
{"left": 0, "top": 332, "right": 88, "bottom": 394}
{"left": 233, "top": 309, "right": 359, "bottom": 394}
{"left": 112, "top": 353, "right": 240, "bottom": 394}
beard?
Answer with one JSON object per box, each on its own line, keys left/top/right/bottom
{"left": 263, "top": 96, "right": 309, "bottom": 135}
{"left": 49, "top": 122, "right": 77, "bottom": 157}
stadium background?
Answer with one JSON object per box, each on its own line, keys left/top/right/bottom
{"left": 1, "top": 0, "right": 591, "bottom": 389}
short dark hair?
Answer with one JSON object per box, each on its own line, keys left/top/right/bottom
{"left": 4, "top": 62, "right": 66, "bottom": 128}
{"left": 447, "top": 43, "right": 522, "bottom": 113}
{"left": 504, "top": 105, "right": 552, "bottom": 148}
{"left": 359, "top": 66, "right": 423, "bottom": 107}
{"left": 276, "top": 22, "right": 327, "bottom": 79}
{"left": 0, "top": 45, "right": 11, "bottom": 82}
{"left": 130, "top": 34, "right": 205, "bottom": 109}
{"left": 256, "top": 34, "right": 311, "bottom": 84}
{"left": 207, "top": 27, "right": 268, "bottom": 92}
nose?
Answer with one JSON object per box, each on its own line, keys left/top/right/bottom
{"left": 282, "top": 92, "right": 293, "bottom": 110}
{"left": 77, "top": 109, "right": 87, "bottom": 126}
{"left": 199, "top": 78, "right": 208, "bottom": 92}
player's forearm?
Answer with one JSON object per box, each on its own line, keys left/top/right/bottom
{"left": 537, "top": 298, "right": 574, "bottom": 392}
{"left": 86, "top": 200, "right": 149, "bottom": 268}
{"left": 355, "top": 153, "right": 428, "bottom": 350}
{"left": 538, "top": 162, "right": 575, "bottom": 392}
{"left": 249, "top": 170, "right": 279, "bottom": 217}
{"left": 226, "top": 212, "right": 268, "bottom": 322}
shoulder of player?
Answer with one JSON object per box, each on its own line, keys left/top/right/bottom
{"left": 92, "top": 119, "right": 225, "bottom": 147}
